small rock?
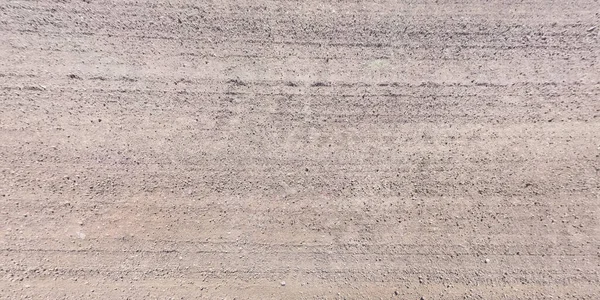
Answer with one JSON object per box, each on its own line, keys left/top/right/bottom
{"left": 485, "top": 258, "right": 490, "bottom": 263}
{"left": 587, "top": 26, "right": 596, "bottom": 32}
{"left": 280, "top": 281, "right": 286, "bottom": 286}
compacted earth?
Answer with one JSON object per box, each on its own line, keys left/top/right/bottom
{"left": 0, "top": 0, "right": 599, "bottom": 299}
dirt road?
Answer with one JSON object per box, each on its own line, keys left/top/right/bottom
{"left": 1, "top": 0, "right": 599, "bottom": 299}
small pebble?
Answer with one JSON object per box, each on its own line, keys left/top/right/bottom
{"left": 485, "top": 258, "right": 490, "bottom": 263}
{"left": 280, "top": 281, "right": 286, "bottom": 286}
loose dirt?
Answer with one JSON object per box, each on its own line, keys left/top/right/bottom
{"left": 1, "top": 0, "right": 599, "bottom": 299}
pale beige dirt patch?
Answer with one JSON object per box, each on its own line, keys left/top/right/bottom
{"left": 1, "top": 0, "right": 599, "bottom": 299}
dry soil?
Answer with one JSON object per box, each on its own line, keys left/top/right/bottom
{"left": 1, "top": 0, "right": 599, "bottom": 299}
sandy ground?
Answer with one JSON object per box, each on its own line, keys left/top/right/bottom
{"left": 1, "top": 0, "right": 599, "bottom": 299}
